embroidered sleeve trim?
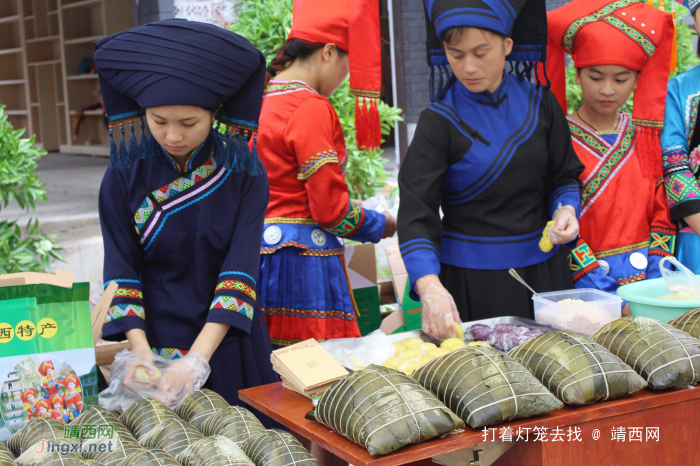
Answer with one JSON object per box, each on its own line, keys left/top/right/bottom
{"left": 215, "top": 280, "right": 256, "bottom": 301}
{"left": 211, "top": 296, "right": 253, "bottom": 321}
{"left": 617, "top": 273, "right": 646, "bottom": 286}
{"left": 568, "top": 241, "right": 601, "bottom": 283}
{"left": 218, "top": 271, "right": 256, "bottom": 284}
{"left": 113, "top": 288, "right": 143, "bottom": 300}
{"left": 595, "top": 241, "right": 649, "bottom": 258}
{"left": 320, "top": 200, "right": 366, "bottom": 238}
{"left": 662, "top": 149, "right": 689, "bottom": 175}
{"left": 105, "top": 304, "right": 145, "bottom": 324}
{"left": 665, "top": 171, "right": 700, "bottom": 207}
{"left": 649, "top": 230, "right": 676, "bottom": 256}
{"left": 297, "top": 151, "right": 339, "bottom": 180}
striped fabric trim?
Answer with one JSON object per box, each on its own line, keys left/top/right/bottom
{"left": 617, "top": 273, "right": 646, "bottom": 285}
{"left": 264, "top": 80, "right": 318, "bottom": 98}
{"left": 211, "top": 296, "right": 253, "bottom": 320}
{"left": 215, "top": 280, "right": 256, "bottom": 301}
{"left": 262, "top": 307, "right": 358, "bottom": 321}
{"left": 104, "top": 304, "right": 145, "bottom": 323}
{"left": 113, "top": 288, "right": 143, "bottom": 300}
{"left": 264, "top": 217, "right": 317, "bottom": 225}
{"left": 218, "top": 271, "right": 257, "bottom": 284}
{"left": 299, "top": 248, "right": 345, "bottom": 257}
{"left": 261, "top": 241, "right": 308, "bottom": 254}
{"left": 297, "top": 150, "right": 339, "bottom": 180}
{"left": 595, "top": 241, "right": 649, "bottom": 258}
{"left": 153, "top": 348, "right": 189, "bottom": 360}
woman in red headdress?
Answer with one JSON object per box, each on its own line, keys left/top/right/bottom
{"left": 38, "top": 360, "right": 62, "bottom": 400}
{"left": 63, "top": 374, "right": 82, "bottom": 421}
{"left": 20, "top": 388, "right": 38, "bottom": 420}
{"left": 49, "top": 394, "right": 66, "bottom": 422}
{"left": 544, "top": 0, "right": 676, "bottom": 304}
{"left": 257, "top": 0, "right": 396, "bottom": 347}
{"left": 35, "top": 399, "right": 50, "bottom": 419}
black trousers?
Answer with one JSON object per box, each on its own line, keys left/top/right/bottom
{"left": 440, "top": 247, "right": 573, "bottom": 322}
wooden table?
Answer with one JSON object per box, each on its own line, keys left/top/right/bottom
{"left": 240, "top": 382, "right": 700, "bottom": 466}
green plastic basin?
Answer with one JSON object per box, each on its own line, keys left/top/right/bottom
{"left": 616, "top": 278, "right": 700, "bottom": 322}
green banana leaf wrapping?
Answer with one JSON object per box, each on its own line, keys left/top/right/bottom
{"left": 72, "top": 407, "right": 121, "bottom": 426}
{"left": 200, "top": 406, "right": 266, "bottom": 444}
{"left": 412, "top": 347, "right": 564, "bottom": 429}
{"left": 306, "top": 365, "right": 464, "bottom": 456}
{"left": 7, "top": 418, "right": 66, "bottom": 456}
{"left": 117, "top": 448, "right": 180, "bottom": 466}
{"left": 0, "top": 442, "right": 16, "bottom": 466}
{"left": 175, "top": 435, "right": 256, "bottom": 466}
{"left": 241, "top": 430, "right": 319, "bottom": 466}
{"left": 668, "top": 309, "right": 700, "bottom": 339}
{"left": 74, "top": 407, "right": 138, "bottom": 458}
{"left": 592, "top": 316, "right": 700, "bottom": 389}
{"left": 174, "top": 389, "right": 230, "bottom": 430}
{"left": 119, "top": 399, "right": 179, "bottom": 439}
{"left": 138, "top": 417, "right": 204, "bottom": 457}
{"left": 15, "top": 446, "right": 88, "bottom": 466}
{"left": 90, "top": 435, "right": 142, "bottom": 466}
{"left": 508, "top": 331, "right": 648, "bottom": 405}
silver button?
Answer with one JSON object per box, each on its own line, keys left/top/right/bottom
{"left": 598, "top": 260, "right": 610, "bottom": 275}
{"left": 263, "top": 226, "right": 282, "bottom": 245}
{"left": 311, "top": 229, "right": 327, "bottom": 247}
{"left": 337, "top": 236, "right": 344, "bottom": 246}
{"left": 630, "top": 252, "right": 648, "bottom": 271}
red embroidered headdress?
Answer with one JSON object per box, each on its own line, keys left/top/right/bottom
{"left": 289, "top": 0, "right": 382, "bottom": 150}
{"left": 38, "top": 360, "right": 54, "bottom": 377}
{"left": 545, "top": 0, "right": 674, "bottom": 178}
{"left": 21, "top": 388, "right": 36, "bottom": 404}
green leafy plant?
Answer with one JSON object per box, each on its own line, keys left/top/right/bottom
{"left": 0, "top": 105, "right": 61, "bottom": 273}
{"left": 565, "top": 2, "right": 699, "bottom": 114}
{"left": 230, "top": 0, "right": 403, "bottom": 199}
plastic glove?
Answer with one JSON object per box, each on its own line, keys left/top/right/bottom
{"left": 548, "top": 204, "right": 579, "bottom": 245}
{"left": 122, "top": 348, "right": 161, "bottom": 387}
{"left": 156, "top": 350, "right": 211, "bottom": 405}
{"left": 415, "top": 275, "right": 461, "bottom": 339}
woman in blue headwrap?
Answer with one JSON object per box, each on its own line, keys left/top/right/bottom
{"left": 93, "top": 19, "right": 278, "bottom": 416}
{"left": 661, "top": 1, "right": 700, "bottom": 273}
{"left": 398, "top": 0, "right": 585, "bottom": 338}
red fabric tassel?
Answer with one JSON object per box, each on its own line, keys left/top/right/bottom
{"left": 369, "top": 98, "right": 381, "bottom": 150}
{"left": 355, "top": 96, "right": 372, "bottom": 151}
{"left": 635, "top": 125, "right": 663, "bottom": 180}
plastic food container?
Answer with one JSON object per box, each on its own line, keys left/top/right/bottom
{"left": 616, "top": 277, "right": 700, "bottom": 322}
{"left": 533, "top": 288, "right": 622, "bottom": 336}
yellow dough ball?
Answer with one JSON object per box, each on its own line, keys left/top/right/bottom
{"left": 402, "top": 340, "right": 424, "bottom": 349}
{"left": 394, "top": 342, "right": 407, "bottom": 355}
{"left": 399, "top": 360, "right": 420, "bottom": 375}
{"left": 539, "top": 220, "right": 555, "bottom": 253}
{"left": 421, "top": 343, "right": 437, "bottom": 351}
{"left": 427, "top": 348, "right": 451, "bottom": 359}
{"left": 417, "top": 355, "right": 434, "bottom": 367}
{"left": 404, "top": 337, "right": 424, "bottom": 344}
{"left": 383, "top": 356, "right": 408, "bottom": 370}
{"left": 467, "top": 341, "right": 491, "bottom": 348}
{"left": 455, "top": 323, "right": 464, "bottom": 339}
{"left": 402, "top": 348, "right": 422, "bottom": 359}
{"left": 135, "top": 366, "right": 162, "bottom": 383}
{"left": 448, "top": 342, "right": 467, "bottom": 351}
{"left": 441, "top": 338, "right": 464, "bottom": 349}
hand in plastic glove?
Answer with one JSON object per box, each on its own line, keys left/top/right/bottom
{"left": 415, "top": 275, "right": 461, "bottom": 339}
{"left": 156, "top": 350, "right": 211, "bottom": 405}
{"left": 548, "top": 204, "right": 579, "bottom": 245}
{"left": 122, "top": 347, "right": 161, "bottom": 387}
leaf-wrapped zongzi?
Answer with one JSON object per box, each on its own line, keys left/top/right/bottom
{"left": 174, "top": 389, "right": 229, "bottom": 430}
{"left": 90, "top": 435, "right": 143, "bottom": 466}
{"left": 668, "top": 308, "right": 700, "bottom": 339}
{"left": 73, "top": 406, "right": 137, "bottom": 456}
{"left": 72, "top": 406, "right": 122, "bottom": 427}
{"left": 0, "top": 442, "right": 16, "bottom": 466}
{"left": 138, "top": 418, "right": 204, "bottom": 457}
{"left": 413, "top": 347, "right": 563, "bottom": 428}
{"left": 15, "top": 445, "right": 88, "bottom": 466}
{"left": 8, "top": 418, "right": 66, "bottom": 456}
{"left": 508, "top": 331, "right": 647, "bottom": 405}
{"left": 120, "top": 399, "right": 178, "bottom": 439}
{"left": 199, "top": 406, "right": 265, "bottom": 444}
{"left": 592, "top": 316, "right": 700, "bottom": 389}
{"left": 241, "top": 430, "right": 319, "bottom": 466}
{"left": 117, "top": 448, "right": 180, "bottom": 466}
{"left": 176, "top": 435, "right": 256, "bottom": 466}
{"left": 307, "top": 365, "right": 463, "bottom": 456}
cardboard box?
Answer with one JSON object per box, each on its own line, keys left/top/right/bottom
{"left": 344, "top": 243, "right": 382, "bottom": 336}
{"left": 0, "top": 271, "right": 100, "bottom": 440}
{"left": 383, "top": 246, "right": 423, "bottom": 334}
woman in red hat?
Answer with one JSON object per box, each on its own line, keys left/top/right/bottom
{"left": 63, "top": 374, "right": 82, "bottom": 421}
{"left": 20, "top": 388, "right": 38, "bottom": 420}
{"left": 545, "top": 0, "right": 676, "bottom": 305}
{"left": 35, "top": 399, "right": 50, "bottom": 419}
{"left": 48, "top": 394, "right": 66, "bottom": 422}
{"left": 38, "top": 360, "right": 62, "bottom": 400}
{"left": 256, "top": 0, "right": 396, "bottom": 348}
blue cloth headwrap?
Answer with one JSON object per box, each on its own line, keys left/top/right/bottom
{"left": 684, "top": 0, "right": 699, "bottom": 14}
{"left": 424, "top": 0, "right": 549, "bottom": 102}
{"left": 93, "top": 19, "right": 265, "bottom": 174}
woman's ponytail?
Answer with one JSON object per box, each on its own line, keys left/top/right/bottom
{"left": 264, "top": 39, "right": 327, "bottom": 86}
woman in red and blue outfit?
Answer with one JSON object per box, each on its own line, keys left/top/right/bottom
{"left": 95, "top": 19, "right": 279, "bottom": 419}
{"left": 257, "top": 0, "right": 396, "bottom": 347}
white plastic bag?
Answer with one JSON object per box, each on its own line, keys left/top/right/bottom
{"left": 99, "top": 349, "right": 210, "bottom": 411}
{"left": 659, "top": 257, "right": 700, "bottom": 300}
{"left": 320, "top": 330, "right": 396, "bottom": 370}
